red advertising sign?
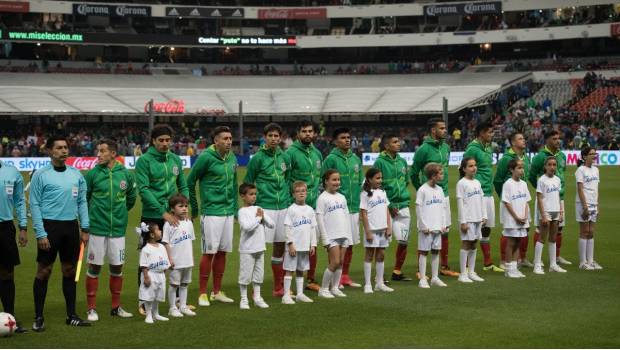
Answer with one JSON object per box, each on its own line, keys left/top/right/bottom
{"left": 66, "top": 156, "right": 125, "bottom": 170}
{"left": 144, "top": 99, "right": 185, "bottom": 114}
{"left": 0, "top": 1, "right": 29, "bottom": 12}
{"left": 258, "top": 8, "right": 326, "bottom": 19}
{"left": 611, "top": 23, "right": 620, "bottom": 37}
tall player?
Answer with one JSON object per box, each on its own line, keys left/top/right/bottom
{"left": 85, "top": 139, "right": 136, "bottom": 321}
{"left": 188, "top": 126, "right": 238, "bottom": 305}
{"left": 463, "top": 123, "right": 504, "bottom": 272}
{"left": 411, "top": 119, "right": 459, "bottom": 278}
{"left": 285, "top": 121, "right": 323, "bottom": 291}
{"left": 493, "top": 132, "right": 533, "bottom": 269}
{"left": 244, "top": 123, "right": 291, "bottom": 297}
{"left": 529, "top": 130, "right": 570, "bottom": 266}
{"left": 373, "top": 134, "right": 413, "bottom": 282}
{"left": 322, "top": 128, "right": 363, "bottom": 288}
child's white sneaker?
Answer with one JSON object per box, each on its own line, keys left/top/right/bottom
{"left": 168, "top": 307, "right": 183, "bottom": 318}
{"left": 430, "top": 278, "right": 447, "bottom": 287}
{"left": 281, "top": 295, "right": 295, "bottom": 305}
{"left": 515, "top": 269, "right": 526, "bottom": 278}
{"left": 590, "top": 261, "right": 603, "bottom": 270}
{"left": 154, "top": 314, "right": 169, "bottom": 321}
{"left": 180, "top": 307, "right": 196, "bottom": 316}
{"left": 458, "top": 274, "right": 473, "bottom": 283}
{"left": 318, "top": 288, "right": 334, "bottom": 298}
{"left": 144, "top": 315, "right": 154, "bottom": 324}
{"left": 579, "top": 262, "right": 595, "bottom": 270}
{"left": 468, "top": 272, "right": 485, "bottom": 282}
{"left": 296, "top": 294, "right": 313, "bottom": 303}
{"left": 330, "top": 288, "right": 347, "bottom": 297}
{"left": 374, "top": 284, "right": 394, "bottom": 292}
{"left": 418, "top": 279, "right": 430, "bottom": 289}
{"left": 253, "top": 297, "right": 270, "bottom": 309}
{"left": 533, "top": 264, "right": 545, "bottom": 274}
{"left": 549, "top": 264, "right": 567, "bottom": 273}
{"left": 363, "top": 284, "right": 374, "bottom": 294}
{"left": 239, "top": 297, "right": 250, "bottom": 310}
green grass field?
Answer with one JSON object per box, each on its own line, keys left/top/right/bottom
{"left": 3, "top": 166, "right": 620, "bottom": 348}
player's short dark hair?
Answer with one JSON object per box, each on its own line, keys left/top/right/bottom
{"left": 151, "top": 124, "right": 174, "bottom": 142}
{"left": 428, "top": 118, "right": 445, "bottom": 131}
{"left": 544, "top": 130, "right": 559, "bottom": 140}
{"left": 212, "top": 126, "right": 232, "bottom": 140}
{"left": 476, "top": 122, "right": 493, "bottom": 136}
{"left": 98, "top": 138, "right": 118, "bottom": 153}
{"left": 508, "top": 132, "right": 523, "bottom": 146}
{"left": 168, "top": 193, "right": 188, "bottom": 209}
{"left": 298, "top": 120, "right": 315, "bottom": 131}
{"left": 332, "top": 128, "right": 350, "bottom": 140}
{"left": 263, "top": 123, "right": 282, "bottom": 136}
{"left": 424, "top": 162, "right": 442, "bottom": 179}
{"left": 381, "top": 134, "right": 398, "bottom": 149}
{"left": 239, "top": 183, "right": 256, "bottom": 195}
{"left": 45, "top": 135, "right": 68, "bottom": 149}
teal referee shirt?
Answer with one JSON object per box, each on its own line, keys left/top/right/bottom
{"left": 0, "top": 160, "right": 27, "bottom": 229}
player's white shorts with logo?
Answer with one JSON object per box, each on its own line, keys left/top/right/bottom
{"left": 576, "top": 201, "right": 598, "bottom": 223}
{"left": 200, "top": 215, "right": 234, "bottom": 254}
{"left": 139, "top": 271, "right": 165, "bottom": 302}
{"left": 169, "top": 267, "right": 192, "bottom": 285}
{"left": 483, "top": 196, "right": 496, "bottom": 228}
{"left": 283, "top": 251, "right": 310, "bottom": 272}
{"left": 443, "top": 196, "right": 452, "bottom": 228}
{"left": 502, "top": 228, "right": 528, "bottom": 238}
{"left": 238, "top": 252, "right": 265, "bottom": 285}
{"left": 264, "top": 209, "right": 287, "bottom": 243}
{"left": 418, "top": 231, "right": 442, "bottom": 251}
{"left": 349, "top": 213, "right": 360, "bottom": 245}
{"left": 364, "top": 229, "right": 390, "bottom": 248}
{"left": 392, "top": 207, "right": 411, "bottom": 243}
{"left": 87, "top": 235, "right": 126, "bottom": 266}
{"left": 460, "top": 222, "right": 482, "bottom": 241}
{"left": 325, "top": 237, "right": 349, "bottom": 249}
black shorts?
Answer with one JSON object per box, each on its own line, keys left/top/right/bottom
{"left": 0, "top": 221, "right": 20, "bottom": 268}
{"left": 36, "top": 220, "right": 80, "bottom": 266}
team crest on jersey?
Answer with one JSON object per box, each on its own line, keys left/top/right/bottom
{"left": 172, "top": 166, "right": 179, "bottom": 176}
{"left": 280, "top": 162, "right": 287, "bottom": 172}
{"left": 119, "top": 180, "right": 127, "bottom": 190}
{"left": 316, "top": 160, "right": 321, "bottom": 169}
{"left": 354, "top": 164, "right": 359, "bottom": 172}
{"left": 401, "top": 167, "right": 407, "bottom": 174}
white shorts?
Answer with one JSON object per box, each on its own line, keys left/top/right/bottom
{"left": 364, "top": 229, "right": 390, "bottom": 248}
{"left": 576, "top": 201, "right": 598, "bottom": 223}
{"left": 283, "top": 251, "right": 310, "bottom": 272}
{"left": 391, "top": 207, "right": 411, "bottom": 243}
{"left": 483, "top": 196, "right": 496, "bottom": 228}
{"left": 201, "top": 215, "right": 234, "bottom": 254}
{"left": 459, "top": 222, "right": 482, "bottom": 241}
{"left": 443, "top": 196, "right": 452, "bottom": 228}
{"left": 238, "top": 252, "right": 265, "bottom": 285}
{"left": 264, "top": 209, "right": 287, "bottom": 243}
{"left": 418, "top": 231, "right": 442, "bottom": 252}
{"left": 169, "top": 267, "right": 192, "bottom": 285}
{"left": 502, "top": 228, "right": 528, "bottom": 238}
{"left": 87, "top": 235, "right": 126, "bottom": 266}
{"left": 535, "top": 210, "right": 561, "bottom": 226}
{"left": 326, "top": 237, "right": 349, "bottom": 249}
{"left": 349, "top": 213, "right": 360, "bottom": 245}
{"left": 139, "top": 271, "right": 166, "bottom": 302}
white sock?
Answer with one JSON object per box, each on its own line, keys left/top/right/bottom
{"left": 167, "top": 285, "right": 178, "bottom": 309}
{"left": 239, "top": 284, "right": 248, "bottom": 300}
{"left": 321, "top": 268, "right": 333, "bottom": 290}
{"left": 144, "top": 301, "right": 153, "bottom": 317}
{"left": 283, "top": 276, "right": 292, "bottom": 295}
{"left": 418, "top": 254, "right": 427, "bottom": 280}
{"left": 468, "top": 249, "right": 477, "bottom": 274}
{"left": 363, "top": 262, "right": 372, "bottom": 286}
{"left": 179, "top": 286, "right": 188, "bottom": 309}
{"left": 549, "top": 242, "right": 557, "bottom": 266}
{"left": 587, "top": 238, "right": 594, "bottom": 264}
{"left": 332, "top": 268, "right": 343, "bottom": 290}
{"left": 152, "top": 302, "right": 160, "bottom": 318}
{"left": 431, "top": 254, "right": 439, "bottom": 279}
{"left": 253, "top": 283, "right": 262, "bottom": 300}
{"left": 579, "top": 238, "right": 587, "bottom": 265}
{"left": 534, "top": 241, "right": 544, "bottom": 265}
{"left": 376, "top": 262, "right": 385, "bottom": 285}
{"left": 295, "top": 277, "right": 304, "bottom": 296}
{"left": 459, "top": 249, "right": 468, "bottom": 275}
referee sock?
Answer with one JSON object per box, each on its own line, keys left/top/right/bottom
{"left": 33, "top": 278, "right": 48, "bottom": 318}
{"left": 62, "top": 276, "right": 77, "bottom": 317}
{"left": 0, "top": 279, "right": 15, "bottom": 315}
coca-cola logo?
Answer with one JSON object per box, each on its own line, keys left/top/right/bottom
{"left": 258, "top": 8, "right": 326, "bottom": 19}
{"left": 262, "top": 9, "right": 289, "bottom": 19}
{"left": 145, "top": 99, "right": 186, "bottom": 114}
{"left": 67, "top": 157, "right": 99, "bottom": 170}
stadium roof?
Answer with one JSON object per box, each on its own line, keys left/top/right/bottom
{"left": 0, "top": 72, "right": 529, "bottom": 115}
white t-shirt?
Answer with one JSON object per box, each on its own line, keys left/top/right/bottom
{"left": 316, "top": 191, "right": 350, "bottom": 241}
{"left": 415, "top": 183, "right": 446, "bottom": 231}
{"left": 501, "top": 178, "right": 531, "bottom": 229}
{"left": 536, "top": 174, "right": 562, "bottom": 212}
{"left": 161, "top": 219, "right": 195, "bottom": 269}
{"left": 284, "top": 203, "right": 317, "bottom": 251}
{"left": 575, "top": 165, "right": 599, "bottom": 206}
{"left": 456, "top": 177, "right": 487, "bottom": 224}
{"left": 238, "top": 206, "right": 275, "bottom": 254}
{"left": 359, "top": 188, "right": 390, "bottom": 230}
{"left": 139, "top": 243, "right": 170, "bottom": 272}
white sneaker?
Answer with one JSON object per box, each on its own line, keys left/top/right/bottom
{"left": 296, "top": 293, "right": 314, "bottom": 303}
{"left": 533, "top": 264, "right": 545, "bottom": 275}
{"left": 180, "top": 307, "right": 196, "bottom": 316}
{"left": 504, "top": 269, "right": 520, "bottom": 278}
{"left": 318, "top": 288, "right": 335, "bottom": 298}
{"left": 87, "top": 309, "right": 99, "bottom": 322}
{"left": 430, "top": 278, "right": 447, "bottom": 287}
{"left": 211, "top": 291, "right": 234, "bottom": 303}
{"left": 374, "top": 284, "right": 394, "bottom": 292}
{"left": 154, "top": 314, "right": 169, "bottom": 321}
{"left": 282, "top": 295, "right": 295, "bottom": 305}
{"left": 338, "top": 284, "right": 344, "bottom": 290}
{"left": 579, "top": 262, "right": 595, "bottom": 270}
{"left": 519, "top": 258, "right": 534, "bottom": 268}
{"left": 198, "top": 293, "right": 211, "bottom": 306}
{"left": 418, "top": 279, "right": 430, "bottom": 289}
{"left": 549, "top": 264, "right": 567, "bottom": 273}
{"left": 144, "top": 315, "right": 154, "bottom": 324}
{"left": 168, "top": 307, "right": 183, "bottom": 318}
{"left": 253, "top": 297, "right": 270, "bottom": 309}
{"left": 458, "top": 275, "right": 473, "bottom": 283}
{"left": 515, "top": 269, "right": 526, "bottom": 278}
{"left": 556, "top": 256, "right": 572, "bottom": 265}
{"left": 363, "top": 284, "right": 374, "bottom": 294}
{"left": 468, "top": 272, "right": 485, "bottom": 282}
{"left": 330, "top": 288, "right": 347, "bottom": 297}
{"left": 590, "top": 261, "right": 603, "bottom": 270}
{"left": 239, "top": 297, "right": 250, "bottom": 310}
{"left": 111, "top": 306, "right": 133, "bottom": 318}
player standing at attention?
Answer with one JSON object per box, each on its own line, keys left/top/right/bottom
{"left": 30, "top": 136, "right": 91, "bottom": 331}
{"left": 316, "top": 170, "right": 350, "bottom": 298}
{"left": 493, "top": 132, "right": 533, "bottom": 270}
{"left": 411, "top": 119, "right": 458, "bottom": 279}
{"left": 501, "top": 159, "right": 531, "bottom": 278}
{"left": 282, "top": 181, "right": 317, "bottom": 304}
{"left": 575, "top": 146, "right": 602, "bottom": 270}
{"left": 464, "top": 122, "right": 503, "bottom": 273}
{"left": 85, "top": 139, "right": 136, "bottom": 322}
{"left": 188, "top": 126, "right": 237, "bottom": 305}
{"left": 373, "top": 134, "right": 414, "bottom": 282}
{"left": 416, "top": 163, "right": 447, "bottom": 289}
{"left": 529, "top": 130, "right": 569, "bottom": 266}
{"left": 138, "top": 223, "right": 170, "bottom": 324}
{"left": 533, "top": 157, "right": 566, "bottom": 274}
{"left": 0, "top": 143, "right": 28, "bottom": 333}
{"left": 322, "top": 128, "right": 363, "bottom": 289}
{"left": 285, "top": 121, "right": 323, "bottom": 292}
{"left": 237, "top": 183, "right": 274, "bottom": 310}
{"left": 162, "top": 194, "right": 196, "bottom": 317}
{"left": 244, "top": 123, "right": 291, "bottom": 297}
{"left": 359, "top": 168, "right": 394, "bottom": 293}
{"left": 455, "top": 157, "right": 486, "bottom": 283}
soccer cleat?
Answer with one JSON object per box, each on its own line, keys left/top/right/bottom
{"left": 590, "top": 261, "right": 603, "bottom": 270}
{"left": 138, "top": 303, "right": 146, "bottom": 316}
{"left": 330, "top": 288, "right": 347, "bottom": 297}
{"left": 296, "top": 293, "right": 314, "bottom": 303}
{"left": 533, "top": 264, "right": 545, "bottom": 275}
{"left": 211, "top": 291, "right": 234, "bottom": 303}
{"left": 468, "top": 272, "right": 485, "bottom": 282}
{"left": 66, "top": 315, "right": 91, "bottom": 327}
{"left": 14, "top": 322, "right": 28, "bottom": 334}
{"left": 318, "top": 288, "right": 335, "bottom": 298}
{"left": 375, "top": 284, "right": 394, "bottom": 292}
{"left": 505, "top": 270, "right": 521, "bottom": 278}
{"left": 198, "top": 293, "right": 211, "bottom": 306}
{"left": 556, "top": 256, "right": 572, "bottom": 265}
{"left": 440, "top": 267, "right": 460, "bottom": 277}
{"left": 87, "top": 309, "right": 99, "bottom": 322}
{"left": 32, "top": 317, "right": 45, "bottom": 332}
{"left": 364, "top": 285, "right": 374, "bottom": 294}
{"left": 418, "top": 279, "right": 430, "bottom": 289}
{"left": 154, "top": 314, "right": 169, "bottom": 322}
{"left": 239, "top": 297, "right": 250, "bottom": 310}
{"left": 168, "top": 307, "right": 184, "bottom": 318}
{"left": 110, "top": 307, "right": 133, "bottom": 318}
{"left": 430, "top": 278, "right": 447, "bottom": 287}
{"left": 483, "top": 264, "right": 505, "bottom": 273}
{"left": 579, "top": 263, "right": 595, "bottom": 270}
{"left": 305, "top": 282, "right": 321, "bottom": 292}
{"left": 515, "top": 270, "right": 526, "bottom": 278}
{"left": 519, "top": 259, "right": 534, "bottom": 268}
{"left": 458, "top": 275, "right": 473, "bottom": 283}
{"left": 145, "top": 315, "right": 154, "bottom": 324}
{"left": 253, "top": 297, "right": 269, "bottom": 309}
{"left": 282, "top": 295, "right": 295, "bottom": 305}
{"left": 340, "top": 275, "right": 362, "bottom": 287}
{"left": 180, "top": 307, "right": 196, "bottom": 316}
{"left": 392, "top": 272, "right": 413, "bottom": 281}
{"left": 272, "top": 288, "right": 285, "bottom": 298}
{"left": 549, "top": 264, "right": 567, "bottom": 273}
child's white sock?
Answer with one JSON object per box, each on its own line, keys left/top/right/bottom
{"left": 468, "top": 249, "right": 477, "bottom": 274}
{"left": 144, "top": 301, "right": 153, "bottom": 317}
{"left": 418, "top": 254, "right": 427, "bottom": 280}
{"left": 152, "top": 302, "right": 160, "bottom": 318}
{"left": 549, "top": 242, "right": 557, "bottom": 266}
{"left": 295, "top": 277, "right": 304, "bottom": 296}
{"left": 363, "top": 261, "right": 372, "bottom": 286}
{"left": 579, "top": 238, "right": 587, "bottom": 265}
{"left": 587, "top": 238, "right": 594, "bottom": 264}
{"left": 459, "top": 249, "right": 468, "bottom": 275}
{"left": 283, "top": 276, "right": 292, "bottom": 295}
{"left": 239, "top": 284, "right": 248, "bottom": 300}
{"left": 331, "top": 268, "right": 343, "bottom": 290}
{"left": 431, "top": 254, "right": 439, "bottom": 279}
{"left": 376, "top": 261, "right": 385, "bottom": 285}
{"left": 321, "top": 268, "right": 333, "bottom": 290}
{"left": 534, "top": 241, "right": 544, "bottom": 265}
{"left": 253, "top": 283, "right": 262, "bottom": 300}
{"left": 179, "top": 285, "right": 188, "bottom": 309}
{"left": 167, "top": 285, "right": 178, "bottom": 309}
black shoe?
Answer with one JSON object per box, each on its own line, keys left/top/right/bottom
{"left": 14, "top": 321, "right": 28, "bottom": 334}
{"left": 66, "top": 315, "right": 91, "bottom": 327}
{"left": 391, "top": 272, "right": 413, "bottom": 281}
{"left": 32, "top": 317, "right": 45, "bottom": 332}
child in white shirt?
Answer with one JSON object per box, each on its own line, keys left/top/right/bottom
{"left": 138, "top": 222, "right": 171, "bottom": 324}
{"left": 575, "top": 146, "right": 602, "bottom": 270}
